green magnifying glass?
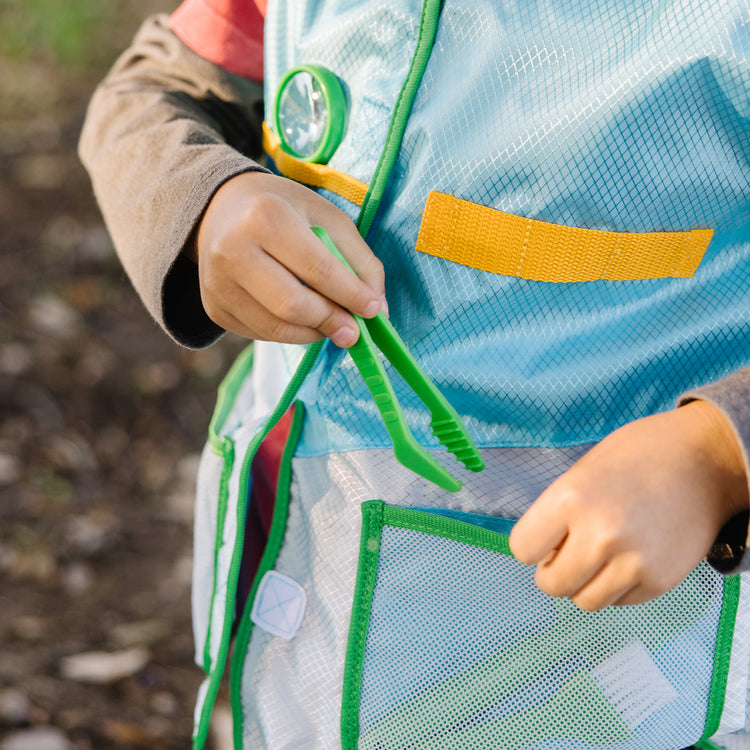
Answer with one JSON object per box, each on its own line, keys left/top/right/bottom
{"left": 273, "top": 64, "right": 347, "bottom": 164}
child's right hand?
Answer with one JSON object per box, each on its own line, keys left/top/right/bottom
{"left": 194, "top": 171, "right": 387, "bottom": 348}
{"left": 509, "top": 400, "right": 749, "bottom": 611}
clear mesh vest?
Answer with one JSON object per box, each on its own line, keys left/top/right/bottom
{"left": 190, "top": 1, "right": 750, "bottom": 749}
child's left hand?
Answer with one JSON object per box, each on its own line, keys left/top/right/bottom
{"left": 509, "top": 400, "right": 749, "bottom": 610}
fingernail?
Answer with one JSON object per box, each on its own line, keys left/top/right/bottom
{"left": 380, "top": 294, "right": 389, "bottom": 318}
{"left": 332, "top": 325, "right": 359, "bottom": 348}
{"left": 363, "top": 299, "right": 380, "bottom": 318}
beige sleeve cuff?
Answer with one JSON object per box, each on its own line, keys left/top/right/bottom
{"left": 679, "top": 367, "right": 750, "bottom": 574}
{"left": 79, "top": 14, "right": 269, "bottom": 347}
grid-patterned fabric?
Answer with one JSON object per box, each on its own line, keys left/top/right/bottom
{"left": 262, "top": 0, "right": 750, "bottom": 456}
{"left": 231, "top": 450, "right": 750, "bottom": 747}
{"left": 264, "top": 0, "right": 423, "bottom": 188}
{"left": 235, "top": 446, "right": 591, "bottom": 747}
{"left": 226, "top": 1, "right": 750, "bottom": 748}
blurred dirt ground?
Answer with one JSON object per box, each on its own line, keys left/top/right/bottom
{"left": 0, "top": 2, "right": 244, "bottom": 747}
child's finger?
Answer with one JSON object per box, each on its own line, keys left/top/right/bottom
{"left": 612, "top": 583, "right": 663, "bottom": 607}
{"left": 509, "top": 494, "right": 568, "bottom": 566}
{"left": 533, "top": 534, "right": 606, "bottom": 600}
{"left": 569, "top": 555, "right": 641, "bottom": 611}
{"left": 253, "top": 201, "right": 384, "bottom": 319}
{"left": 233, "top": 244, "right": 362, "bottom": 347}
{"left": 202, "top": 281, "right": 327, "bottom": 345}
{"left": 322, "top": 219, "right": 387, "bottom": 305}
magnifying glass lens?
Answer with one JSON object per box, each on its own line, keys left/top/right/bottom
{"left": 277, "top": 71, "right": 329, "bottom": 160}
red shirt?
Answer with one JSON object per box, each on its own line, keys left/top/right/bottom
{"left": 170, "top": 0, "right": 266, "bottom": 82}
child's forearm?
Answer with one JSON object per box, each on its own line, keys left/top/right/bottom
{"left": 79, "top": 14, "right": 267, "bottom": 347}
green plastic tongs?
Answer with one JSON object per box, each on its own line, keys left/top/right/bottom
{"left": 311, "top": 226, "right": 484, "bottom": 492}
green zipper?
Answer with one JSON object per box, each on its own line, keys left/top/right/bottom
{"left": 356, "top": 0, "right": 443, "bottom": 238}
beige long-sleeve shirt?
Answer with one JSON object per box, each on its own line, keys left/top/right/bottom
{"left": 80, "top": 14, "right": 268, "bottom": 347}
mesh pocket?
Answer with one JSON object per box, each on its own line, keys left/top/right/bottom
{"left": 192, "top": 440, "right": 232, "bottom": 672}
{"left": 341, "top": 501, "right": 740, "bottom": 750}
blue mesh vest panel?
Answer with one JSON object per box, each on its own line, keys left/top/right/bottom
{"left": 263, "top": 0, "right": 750, "bottom": 453}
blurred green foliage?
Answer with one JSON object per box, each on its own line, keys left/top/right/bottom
{"left": 0, "top": 0, "right": 111, "bottom": 66}
{"left": 0, "top": 0, "right": 173, "bottom": 69}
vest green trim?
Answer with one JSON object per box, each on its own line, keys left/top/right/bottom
{"left": 701, "top": 573, "right": 741, "bottom": 741}
{"left": 207, "top": 344, "right": 255, "bottom": 456}
{"left": 229, "top": 401, "right": 307, "bottom": 749}
{"left": 341, "top": 500, "right": 385, "bottom": 748}
{"left": 342, "top": 501, "right": 741, "bottom": 749}
{"left": 382, "top": 503, "right": 512, "bottom": 555}
{"left": 193, "top": 341, "right": 324, "bottom": 750}
{"left": 202, "top": 443, "right": 233, "bottom": 673}
{"left": 202, "top": 344, "right": 254, "bottom": 673}
{"left": 355, "top": 0, "right": 443, "bottom": 238}
{"left": 342, "top": 500, "right": 519, "bottom": 748}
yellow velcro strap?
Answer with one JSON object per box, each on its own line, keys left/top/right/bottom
{"left": 262, "top": 122, "right": 369, "bottom": 206}
{"left": 416, "top": 191, "right": 713, "bottom": 282}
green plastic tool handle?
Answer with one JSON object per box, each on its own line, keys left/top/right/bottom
{"left": 350, "top": 312, "right": 462, "bottom": 492}
{"left": 310, "top": 226, "right": 484, "bottom": 474}
{"left": 311, "top": 225, "right": 465, "bottom": 491}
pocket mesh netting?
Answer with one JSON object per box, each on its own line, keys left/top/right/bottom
{"left": 343, "top": 501, "right": 739, "bottom": 750}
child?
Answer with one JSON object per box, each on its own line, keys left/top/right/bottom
{"left": 81, "top": 1, "right": 750, "bottom": 748}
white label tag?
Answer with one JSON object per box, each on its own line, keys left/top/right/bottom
{"left": 250, "top": 571, "right": 308, "bottom": 640}
{"left": 591, "top": 639, "right": 679, "bottom": 730}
